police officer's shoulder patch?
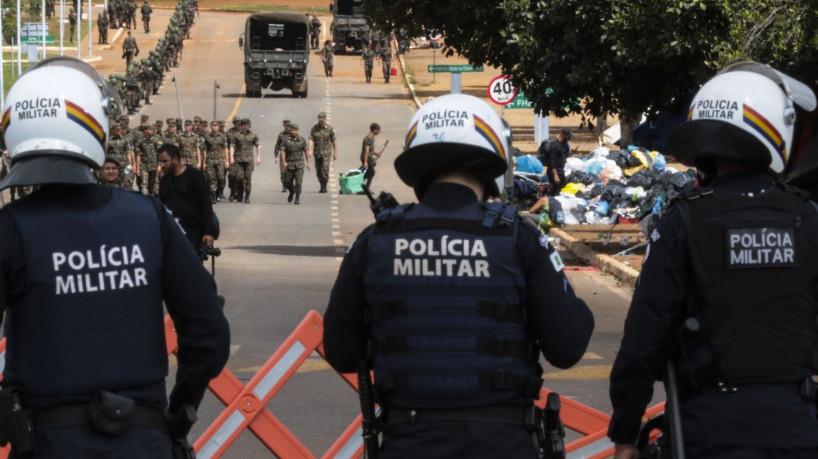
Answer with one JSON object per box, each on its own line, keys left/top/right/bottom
{"left": 550, "top": 251, "right": 564, "bottom": 272}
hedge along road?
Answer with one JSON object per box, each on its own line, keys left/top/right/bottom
{"left": 85, "top": 9, "right": 652, "bottom": 456}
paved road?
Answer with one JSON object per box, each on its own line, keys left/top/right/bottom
{"left": 11, "top": 9, "right": 659, "bottom": 457}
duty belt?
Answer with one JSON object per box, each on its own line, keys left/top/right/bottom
{"left": 693, "top": 377, "right": 817, "bottom": 401}
{"left": 33, "top": 405, "right": 168, "bottom": 432}
{"left": 385, "top": 404, "right": 536, "bottom": 427}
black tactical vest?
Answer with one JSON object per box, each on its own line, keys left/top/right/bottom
{"left": 680, "top": 185, "right": 818, "bottom": 384}
{"left": 365, "top": 202, "right": 542, "bottom": 409}
{"left": 4, "top": 189, "right": 168, "bottom": 397}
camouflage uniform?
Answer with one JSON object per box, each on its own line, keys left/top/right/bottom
{"left": 380, "top": 44, "right": 393, "bottom": 83}
{"left": 362, "top": 48, "right": 376, "bottom": 83}
{"left": 141, "top": 0, "right": 152, "bottom": 32}
{"left": 282, "top": 133, "right": 308, "bottom": 198}
{"left": 226, "top": 119, "right": 242, "bottom": 200}
{"left": 119, "top": 122, "right": 137, "bottom": 189}
{"left": 230, "top": 126, "right": 259, "bottom": 197}
{"left": 137, "top": 132, "right": 162, "bottom": 195}
{"left": 106, "top": 133, "right": 132, "bottom": 189}
{"left": 204, "top": 129, "right": 228, "bottom": 198}
{"left": 309, "top": 120, "right": 336, "bottom": 191}
{"left": 179, "top": 126, "right": 200, "bottom": 167}
{"left": 273, "top": 124, "right": 290, "bottom": 192}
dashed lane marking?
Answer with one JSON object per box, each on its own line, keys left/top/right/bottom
{"left": 543, "top": 365, "right": 612, "bottom": 380}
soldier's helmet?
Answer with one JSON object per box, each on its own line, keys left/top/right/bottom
{"left": 0, "top": 57, "right": 121, "bottom": 189}
{"left": 396, "top": 93, "right": 510, "bottom": 199}
{"left": 669, "top": 61, "right": 816, "bottom": 174}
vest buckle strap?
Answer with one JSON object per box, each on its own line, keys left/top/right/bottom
{"left": 477, "top": 301, "right": 527, "bottom": 324}
{"left": 482, "top": 210, "right": 500, "bottom": 228}
{"left": 499, "top": 205, "right": 517, "bottom": 227}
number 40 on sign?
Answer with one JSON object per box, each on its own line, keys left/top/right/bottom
{"left": 487, "top": 76, "right": 518, "bottom": 105}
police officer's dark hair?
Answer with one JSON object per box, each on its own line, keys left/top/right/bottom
{"left": 370, "top": 123, "right": 380, "bottom": 132}
{"left": 158, "top": 143, "right": 181, "bottom": 160}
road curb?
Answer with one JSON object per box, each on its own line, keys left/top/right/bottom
{"left": 395, "top": 39, "right": 422, "bottom": 108}
{"left": 108, "top": 27, "right": 126, "bottom": 46}
{"left": 551, "top": 228, "right": 640, "bottom": 285}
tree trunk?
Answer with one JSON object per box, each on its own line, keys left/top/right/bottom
{"left": 619, "top": 112, "right": 640, "bottom": 148}
{"left": 594, "top": 112, "right": 609, "bottom": 139}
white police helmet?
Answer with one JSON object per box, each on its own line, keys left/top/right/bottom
{"left": 396, "top": 94, "right": 509, "bottom": 198}
{"left": 0, "top": 57, "right": 121, "bottom": 189}
{"left": 668, "top": 61, "right": 816, "bottom": 174}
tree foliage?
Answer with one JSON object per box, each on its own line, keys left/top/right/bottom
{"left": 363, "top": 0, "right": 814, "bottom": 137}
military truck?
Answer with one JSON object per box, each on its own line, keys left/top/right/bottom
{"left": 239, "top": 12, "right": 309, "bottom": 98}
{"left": 329, "top": 0, "right": 370, "bottom": 54}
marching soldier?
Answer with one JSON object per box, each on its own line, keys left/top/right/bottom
{"left": 379, "top": 40, "right": 393, "bottom": 83}
{"left": 204, "top": 121, "right": 229, "bottom": 203}
{"left": 321, "top": 40, "right": 334, "bottom": 77}
{"left": 122, "top": 30, "right": 139, "bottom": 68}
{"left": 141, "top": 0, "right": 152, "bottom": 32}
{"left": 280, "top": 123, "right": 309, "bottom": 205}
{"left": 362, "top": 42, "right": 376, "bottom": 83}
{"left": 179, "top": 120, "right": 201, "bottom": 168}
{"left": 273, "top": 119, "right": 291, "bottom": 193}
{"left": 136, "top": 123, "right": 162, "bottom": 195}
{"left": 97, "top": 11, "right": 109, "bottom": 44}
{"left": 164, "top": 118, "right": 181, "bottom": 146}
{"left": 106, "top": 123, "right": 134, "bottom": 189}
{"left": 308, "top": 112, "right": 338, "bottom": 193}
{"left": 229, "top": 118, "right": 261, "bottom": 204}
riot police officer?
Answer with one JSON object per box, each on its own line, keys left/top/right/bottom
{"left": 609, "top": 62, "right": 818, "bottom": 459}
{"left": 323, "top": 94, "right": 594, "bottom": 459}
{"left": 0, "top": 57, "right": 230, "bottom": 458}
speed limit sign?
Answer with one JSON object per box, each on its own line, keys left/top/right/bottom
{"left": 487, "top": 76, "right": 518, "bottom": 105}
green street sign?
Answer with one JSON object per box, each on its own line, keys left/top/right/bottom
{"left": 21, "top": 36, "right": 55, "bottom": 44}
{"left": 507, "top": 93, "right": 533, "bottom": 109}
{"left": 427, "top": 64, "right": 484, "bottom": 73}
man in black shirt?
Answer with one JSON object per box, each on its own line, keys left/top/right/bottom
{"left": 537, "top": 127, "right": 573, "bottom": 195}
{"left": 158, "top": 143, "right": 216, "bottom": 251}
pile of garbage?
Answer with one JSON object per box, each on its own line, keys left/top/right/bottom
{"left": 559, "top": 146, "right": 697, "bottom": 225}
{"left": 514, "top": 146, "right": 698, "bottom": 227}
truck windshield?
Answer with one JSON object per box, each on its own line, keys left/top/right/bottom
{"left": 247, "top": 18, "right": 308, "bottom": 51}
{"left": 336, "top": 0, "right": 363, "bottom": 16}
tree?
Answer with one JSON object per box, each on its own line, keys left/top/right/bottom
{"left": 362, "top": 0, "right": 731, "bottom": 146}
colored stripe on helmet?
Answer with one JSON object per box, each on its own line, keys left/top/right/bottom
{"left": 1, "top": 108, "right": 10, "bottom": 133}
{"left": 743, "top": 104, "right": 785, "bottom": 159}
{"left": 686, "top": 105, "right": 694, "bottom": 121}
{"left": 65, "top": 100, "right": 105, "bottom": 147}
{"left": 405, "top": 121, "right": 418, "bottom": 150}
{"left": 473, "top": 115, "right": 505, "bottom": 159}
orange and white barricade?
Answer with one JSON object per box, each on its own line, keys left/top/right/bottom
{"left": 0, "top": 310, "right": 666, "bottom": 459}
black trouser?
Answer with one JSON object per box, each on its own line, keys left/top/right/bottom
{"left": 10, "top": 426, "right": 173, "bottom": 459}
{"left": 686, "top": 445, "right": 818, "bottom": 459}
{"left": 364, "top": 165, "right": 375, "bottom": 189}
{"left": 380, "top": 420, "right": 538, "bottom": 459}
{"left": 547, "top": 168, "right": 565, "bottom": 196}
